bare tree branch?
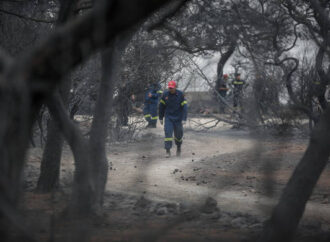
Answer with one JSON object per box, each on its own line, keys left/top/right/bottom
{"left": 147, "top": 0, "right": 190, "bottom": 31}
{"left": 0, "top": 8, "right": 56, "bottom": 23}
{"left": 14, "top": 0, "right": 176, "bottom": 96}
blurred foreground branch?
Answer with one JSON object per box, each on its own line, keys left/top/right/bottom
{"left": 260, "top": 106, "right": 330, "bottom": 241}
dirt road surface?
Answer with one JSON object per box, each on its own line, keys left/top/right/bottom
{"left": 24, "top": 118, "right": 330, "bottom": 241}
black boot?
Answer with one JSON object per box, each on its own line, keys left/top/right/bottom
{"left": 176, "top": 145, "right": 181, "bottom": 157}
{"left": 166, "top": 149, "right": 171, "bottom": 158}
{"left": 151, "top": 123, "right": 157, "bottom": 128}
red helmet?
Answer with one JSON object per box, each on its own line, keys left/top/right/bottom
{"left": 223, "top": 74, "right": 229, "bottom": 78}
{"left": 168, "top": 80, "right": 177, "bottom": 89}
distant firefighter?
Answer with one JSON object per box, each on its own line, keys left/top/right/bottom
{"left": 232, "top": 73, "right": 246, "bottom": 109}
{"left": 219, "top": 74, "right": 230, "bottom": 97}
{"left": 143, "top": 83, "right": 163, "bottom": 128}
{"left": 218, "top": 74, "right": 230, "bottom": 113}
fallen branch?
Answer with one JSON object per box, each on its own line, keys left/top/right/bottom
{"left": 0, "top": 8, "right": 55, "bottom": 23}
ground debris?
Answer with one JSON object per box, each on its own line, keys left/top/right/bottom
{"left": 231, "top": 217, "right": 248, "bottom": 228}
{"left": 246, "top": 176, "right": 256, "bottom": 180}
{"left": 200, "top": 197, "right": 219, "bottom": 214}
{"left": 173, "top": 168, "right": 179, "bottom": 174}
{"left": 182, "top": 209, "right": 200, "bottom": 221}
{"left": 156, "top": 207, "right": 168, "bottom": 216}
{"left": 133, "top": 196, "right": 150, "bottom": 210}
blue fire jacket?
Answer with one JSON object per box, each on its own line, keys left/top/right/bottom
{"left": 159, "top": 90, "right": 188, "bottom": 121}
{"left": 144, "top": 88, "right": 159, "bottom": 105}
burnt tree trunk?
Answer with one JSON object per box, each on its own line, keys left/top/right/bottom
{"left": 215, "top": 40, "right": 236, "bottom": 91}
{"left": 259, "top": 106, "right": 330, "bottom": 242}
{"left": 90, "top": 32, "right": 133, "bottom": 208}
{"left": 37, "top": 115, "right": 65, "bottom": 192}
{"left": 36, "top": 0, "right": 79, "bottom": 193}
{"left": 0, "top": 0, "right": 176, "bottom": 235}
{"left": 315, "top": 46, "right": 330, "bottom": 111}
{"left": 0, "top": 74, "right": 32, "bottom": 241}
{"left": 46, "top": 93, "right": 94, "bottom": 215}
{"left": 89, "top": 49, "right": 114, "bottom": 209}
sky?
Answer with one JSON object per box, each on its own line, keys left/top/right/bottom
{"left": 179, "top": 39, "right": 318, "bottom": 93}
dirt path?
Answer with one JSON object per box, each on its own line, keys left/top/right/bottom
{"left": 107, "top": 124, "right": 254, "bottom": 204}
{"left": 105, "top": 121, "right": 330, "bottom": 225}
{"left": 24, "top": 119, "right": 330, "bottom": 241}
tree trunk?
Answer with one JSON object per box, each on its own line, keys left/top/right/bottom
{"left": 0, "top": 0, "right": 174, "bottom": 232}
{"left": 46, "top": 93, "right": 94, "bottom": 215}
{"left": 259, "top": 106, "right": 330, "bottom": 242}
{"left": 89, "top": 49, "right": 114, "bottom": 209}
{"left": 90, "top": 32, "right": 133, "bottom": 208}
{"left": 36, "top": 79, "right": 70, "bottom": 193}
{"left": 0, "top": 74, "right": 33, "bottom": 241}
{"left": 36, "top": 119, "right": 64, "bottom": 192}
{"left": 36, "top": 0, "right": 78, "bottom": 193}
{"left": 215, "top": 40, "right": 236, "bottom": 91}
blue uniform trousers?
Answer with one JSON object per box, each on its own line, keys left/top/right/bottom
{"left": 164, "top": 117, "right": 183, "bottom": 150}
{"left": 233, "top": 89, "right": 243, "bottom": 108}
{"left": 144, "top": 103, "right": 158, "bottom": 125}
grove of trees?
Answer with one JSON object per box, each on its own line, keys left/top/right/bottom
{"left": 0, "top": 0, "right": 330, "bottom": 241}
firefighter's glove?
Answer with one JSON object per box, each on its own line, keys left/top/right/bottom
{"left": 160, "top": 119, "right": 164, "bottom": 125}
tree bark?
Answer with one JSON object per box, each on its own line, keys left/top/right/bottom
{"left": 36, "top": 0, "right": 79, "bottom": 193}
{"left": 90, "top": 31, "right": 134, "bottom": 208}
{"left": 89, "top": 49, "right": 114, "bottom": 208}
{"left": 259, "top": 106, "right": 330, "bottom": 242}
{"left": 89, "top": 48, "right": 115, "bottom": 208}
{"left": 215, "top": 40, "right": 236, "bottom": 91}
{"left": 0, "top": 0, "right": 176, "bottom": 234}
{"left": 315, "top": 46, "right": 329, "bottom": 111}
{"left": 36, "top": 118, "right": 64, "bottom": 192}
{"left": 46, "top": 93, "right": 94, "bottom": 214}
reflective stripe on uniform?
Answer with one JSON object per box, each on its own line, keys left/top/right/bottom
{"left": 165, "top": 138, "right": 173, "bottom": 141}
{"left": 151, "top": 116, "right": 158, "bottom": 120}
{"left": 233, "top": 81, "right": 244, "bottom": 85}
{"left": 175, "top": 137, "right": 182, "bottom": 142}
{"left": 181, "top": 101, "right": 187, "bottom": 106}
{"left": 160, "top": 99, "right": 166, "bottom": 105}
{"left": 144, "top": 114, "right": 151, "bottom": 118}
{"left": 157, "top": 90, "right": 163, "bottom": 94}
{"left": 314, "top": 81, "right": 321, "bottom": 85}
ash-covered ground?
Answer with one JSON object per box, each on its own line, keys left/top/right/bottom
{"left": 22, "top": 118, "right": 330, "bottom": 241}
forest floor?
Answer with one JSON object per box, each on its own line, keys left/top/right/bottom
{"left": 22, "top": 117, "right": 330, "bottom": 242}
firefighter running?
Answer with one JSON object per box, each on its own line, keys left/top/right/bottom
{"left": 159, "top": 81, "right": 188, "bottom": 158}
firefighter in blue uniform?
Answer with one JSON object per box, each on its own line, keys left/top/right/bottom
{"left": 218, "top": 74, "right": 230, "bottom": 113}
{"left": 232, "top": 73, "right": 246, "bottom": 109}
{"left": 144, "top": 83, "right": 163, "bottom": 128}
{"left": 159, "top": 80, "right": 188, "bottom": 157}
